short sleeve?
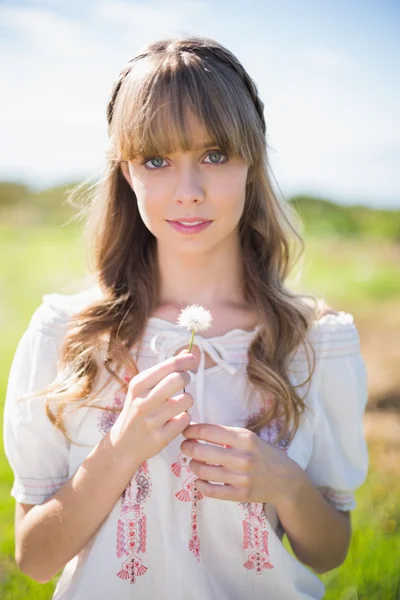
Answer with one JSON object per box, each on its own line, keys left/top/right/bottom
{"left": 305, "top": 312, "right": 369, "bottom": 511}
{"left": 3, "top": 301, "right": 71, "bottom": 504}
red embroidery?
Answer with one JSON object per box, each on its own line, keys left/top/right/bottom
{"left": 116, "top": 461, "right": 152, "bottom": 583}
{"left": 240, "top": 502, "right": 273, "bottom": 572}
{"left": 171, "top": 452, "right": 204, "bottom": 560}
{"left": 98, "top": 370, "right": 152, "bottom": 584}
{"left": 239, "top": 413, "right": 292, "bottom": 573}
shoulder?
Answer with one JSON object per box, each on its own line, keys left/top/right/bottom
{"left": 310, "top": 311, "right": 360, "bottom": 358}
{"left": 290, "top": 309, "right": 361, "bottom": 368}
{"left": 304, "top": 312, "right": 367, "bottom": 415}
{"left": 290, "top": 312, "right": 368, "bottom": 437}
{"left": 29, "top": 284, "right": 103, "bottom": 338}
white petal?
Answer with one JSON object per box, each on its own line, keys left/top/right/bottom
{"left": 177, "top": 304, "right": 212, "bottom": 333}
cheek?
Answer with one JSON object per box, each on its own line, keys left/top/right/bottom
{"left": 135, "top": 194, "right": 150, "bottom": 221}
{"left": 132, "top": 181, "right": 163, "bottom": 232}
{"left": 231, "top": 197, "right": 246, "bottom": 229}
{"left": 219, "top": 172, "right": 247, "bottom": 221}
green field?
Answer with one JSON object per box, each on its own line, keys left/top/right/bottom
{"left": 1, "top": 222, "right": 400, "bottom": 599}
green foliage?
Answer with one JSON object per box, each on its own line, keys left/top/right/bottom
{"left": 322, "top": 459, "right": 400, "bottom": 599}
{"left": 0, "top": 181, "right": 88, "bottom": 227}
{"left": 287, "top": 237, "right": 400, "bottom": 312}
{"left": 282, "top": 461, "right": 400, "bottom": 600}
{"left": 0, "top": 182, "right": 31, "bottom": 207}
{"left": 290, "top": 195, "right": 400, "bottom": 241}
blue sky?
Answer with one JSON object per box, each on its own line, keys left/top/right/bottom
{"left": 0, "top": 0, "right": 399, "bottom": 208}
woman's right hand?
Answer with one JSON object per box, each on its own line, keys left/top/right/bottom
{"left": 109, "top": 352, "right": 196, "bottom": 466}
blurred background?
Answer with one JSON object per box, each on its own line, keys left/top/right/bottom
{"left": 1, "top": 1, "right": 399, "bottom": 598}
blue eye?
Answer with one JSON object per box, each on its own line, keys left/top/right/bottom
{"left": 204, "top": 151, "right": 227, "bottom": 164}
{"left": 143, "top": 157, "right": 166, "bottom": 169}
{"left": 141, "top": 150, "right": 227, "bottom": 169}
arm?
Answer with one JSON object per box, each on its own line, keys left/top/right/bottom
{"left": 15, "top": 351, "right": 196, "bottom": 584}
{"left": 15, "top": 430, "right": 141, "bottom": 583}
{"left": 276, "top": 310, "right": 366, "bottom": 573}
{"left": 276, "top": 466, "right": 351, "bottom": 573}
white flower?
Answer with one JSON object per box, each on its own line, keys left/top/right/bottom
{"left": 177, "top": 304, "right": 212, "bottom": 334}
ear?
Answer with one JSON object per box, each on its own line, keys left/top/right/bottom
{"left": 120, "top": 161, "right": 133, "bottom": 188}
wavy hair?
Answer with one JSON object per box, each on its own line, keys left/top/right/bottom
{"left": 29, "top": 36, "right": 323, "bottom": 445}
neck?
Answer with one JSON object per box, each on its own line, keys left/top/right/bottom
{"left": 156, "top": 238, "right": 245, "bottom": 310}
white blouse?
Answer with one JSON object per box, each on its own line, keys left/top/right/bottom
{"left": 3, "top": 287, "right": 369, "bottom": 600}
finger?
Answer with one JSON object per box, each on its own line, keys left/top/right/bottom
{"left": 144, "top": 371, "right": 192, "bottom": 411}
{"left": 129, "top": 354, "right": 196, "bottom": 394}
{"left": 181, "top": 440, "right": 254, "bottom": 472}
{"left": 163, "top": 411, "right": 192, "bottom": 444}
{"left": 182, "top": 423, "right": 254, "bottom": 451}
{"left": 189, "top": 459, "right": 245, "bottom": 487}
{"left": 195, "top": 479, "right": 247, "bottom": 502}
{"left": 152, "top": 393, "right": 194, "bottom": 426}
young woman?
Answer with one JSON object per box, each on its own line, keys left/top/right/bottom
{"left": 4, "top": 36, "right": 368, "bottom": 599}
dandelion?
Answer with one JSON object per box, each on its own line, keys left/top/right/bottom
{"left": 177, "top": 304, "right": 212, "bottom": 351}
{"left": 177, "top": 305, "right": 212, "bottom": 395}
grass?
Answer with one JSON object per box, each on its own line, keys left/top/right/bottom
{"left": 0, "top": 224, "right": 88, "bottom": 597}
{"left": 1, "top": 223, "right": 399, "bottom": 598}
{"left": 321, "top": 448, "right": 400, "bottom": 599}
{"left": 288, "top": 236, "right": 400, "bottom": 314}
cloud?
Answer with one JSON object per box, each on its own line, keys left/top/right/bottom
{"left": 94, "top": 0, "right": 205, "bottom": 32}
{"left": 0, "top": 4, "right": 91, "bottom": 55}
{"left": 303, "top": 46, "right": 346, "bottom": 70}
{"left": 0, "top": 4, "right": 114, "bottom": 129}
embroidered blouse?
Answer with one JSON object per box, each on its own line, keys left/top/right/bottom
{"left": 3, "top": 287, "right": 369, "bottom": 600}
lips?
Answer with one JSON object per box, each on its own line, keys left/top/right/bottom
{"left": 169, "top": 218, "right": 211, "bottom": 224}
{"left": 167, "top": 219, "right": 212, "bottom": 234}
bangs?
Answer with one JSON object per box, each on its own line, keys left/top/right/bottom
{"left": 110, "top": 52, "right": 264, "bottom": 166}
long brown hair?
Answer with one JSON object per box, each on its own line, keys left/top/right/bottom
{"left": 30, "top": 36, "right": 322, "bottom": 445}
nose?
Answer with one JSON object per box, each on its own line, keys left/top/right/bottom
{"left": 173, "top": 163, "right": 205, "bottom": 205}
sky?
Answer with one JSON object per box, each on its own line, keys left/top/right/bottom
{"left": 0, "top": 0, "right": 399, "bottom": 208}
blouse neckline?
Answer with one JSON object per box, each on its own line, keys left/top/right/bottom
{"left": 146, "top": 315, "right": 262, "bottom": 341}
{"left": 142, "top": 318, "right": 261, "bottom": 423}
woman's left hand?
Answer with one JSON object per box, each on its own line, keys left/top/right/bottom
{"left": 180, "top": 423, "right": 304, "bottom": 504}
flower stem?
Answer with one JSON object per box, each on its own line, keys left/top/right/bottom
{"left": 188, "top": 329, "right": 195, "bottom": 352}
{"left": 184, "top": 329, "right": 195, "bottom": 394}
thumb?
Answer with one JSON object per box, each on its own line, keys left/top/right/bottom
{"left": 178, "top": 348, "right": 190, "bottom": 356}
{"left": 177, "top": 348, "right": 197, "bottom": 367}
